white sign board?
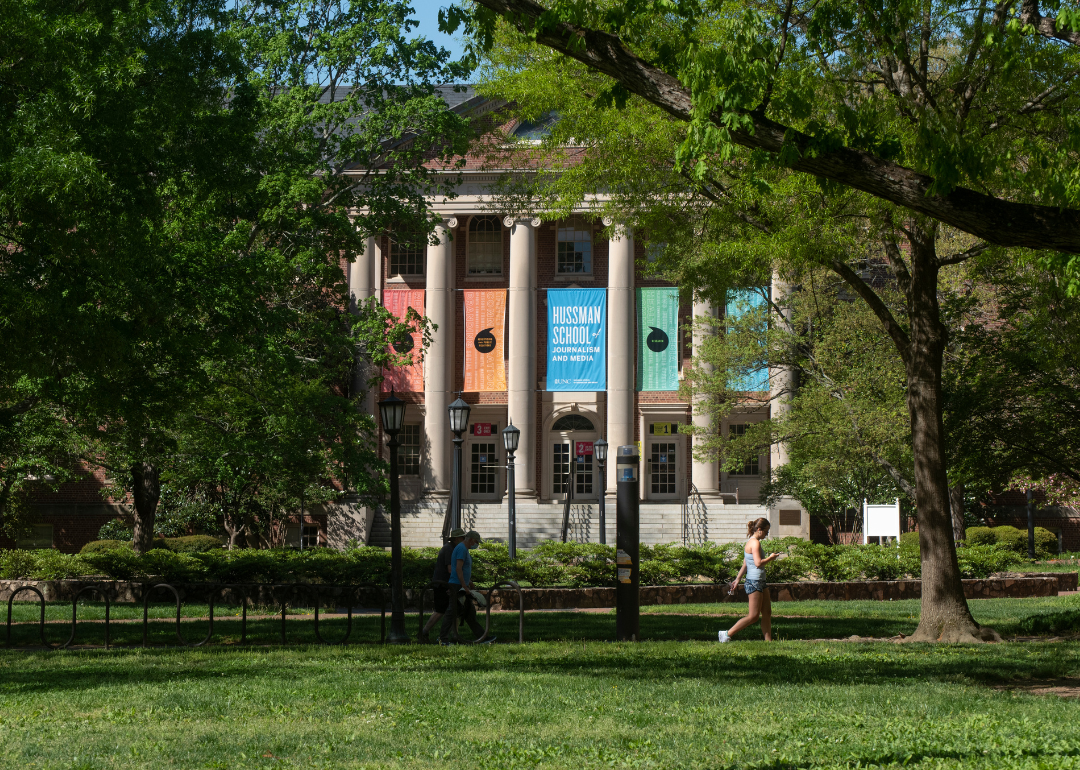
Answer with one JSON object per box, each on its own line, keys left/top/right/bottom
{"left": 863, "top": 498, "right": 901, "bottom": 544}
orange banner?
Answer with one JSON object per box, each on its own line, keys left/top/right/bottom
{"left": 464, "top": 289, "right": 507, "bottom": 391}
{"left": 381, "top": 290, "right": 424, "bottom": 393}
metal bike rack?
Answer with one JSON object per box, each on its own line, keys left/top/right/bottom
{"left": 6, "top": 585, "right": 50, "bottom": 647}
{"left": 63, "top": 585, "right": 112, "bottom": 649}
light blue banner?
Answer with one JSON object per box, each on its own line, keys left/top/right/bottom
{"left": 547, "top": 288, "right": 606, "bottom": 391}
{"left": 726, "top": 288, "right": 770, "bottom": 392}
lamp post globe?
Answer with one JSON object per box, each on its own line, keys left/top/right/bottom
{"left": 447, "top": 397, "right": 471, "bottom": 532}
{"left": 594, "top": 439, "right": 608, "bottom": 545}
{"left": 502, "top": 421, "right": 521, "bottom": 558}
{"left": 379, "top": 390, "right": 410, "bottom": 644}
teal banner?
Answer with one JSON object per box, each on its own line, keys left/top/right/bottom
{"left": 636, "top": 287, "right": 680, "bottom": 391}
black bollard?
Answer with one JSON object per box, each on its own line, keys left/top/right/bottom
{"left": 615, "top": 445, "right": 639, "bottom": 642}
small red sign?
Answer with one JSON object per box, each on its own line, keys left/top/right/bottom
{"left": 575, "top": 441, "right": 594, "bottom": 456}
{"left": 472, "top": 423, "right": 492, "bottom": 436}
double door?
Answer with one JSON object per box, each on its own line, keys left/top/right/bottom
{"left": 551, "top": 434, "right": 597, "bottom": 501}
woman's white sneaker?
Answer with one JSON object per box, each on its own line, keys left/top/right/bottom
{"left": 717, "top": 630, "right": 730, "bottom": 643}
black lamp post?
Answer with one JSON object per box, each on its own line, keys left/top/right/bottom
{"left": 448, "top": 397, "right": 471, "bottom": 532}
{"left": 379, "top": 390, "right": 410, "bottom": 644}
{"left": 595, "top": 439, "right": 608, "bottom": 545}
{"left": 503, "top": 420, "right": 521, "bottom": 558}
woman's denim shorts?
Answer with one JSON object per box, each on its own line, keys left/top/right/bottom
{"left": 745, "top": 577, "right": 767, "bottom": 595}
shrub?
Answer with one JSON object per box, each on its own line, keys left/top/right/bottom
{"left": 97, "top": 519, "right": 133, "bottom": 541}
{"left": 991, "top": 526, "right": 1026, "bottom": 553}
{"left": 0, "top": 550, "right": 40, "bottom": 580}
{"left": 163, "top": 535, "right": 224, "bottom": 553}
{"left": 965, "top": 527, "right": 996, "bottom": 546}
{"left": 1018, "top": 608, "right": 1080, "bottom": 635}
{"left": 955, "top": 544, "right": 1023, "bottom": 578}
{"left": 1035, "top": 527, "right": 1059, "bottom": 557}
{"left": 852, "top": 544, "right": 907, "bottom": 581}
{"left": 80, "top": 540, "right": 133, "bottom": 554}
{"left": 899, "top": 531, "right": 921, "bottom": 548}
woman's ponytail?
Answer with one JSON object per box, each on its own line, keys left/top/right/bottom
{"left": 747, "top": 517, "right": 771, "bottom": 537}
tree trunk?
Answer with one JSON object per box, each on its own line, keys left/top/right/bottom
{"left": 131, "top": 461, "right": 160, "bottom": 554}
{"left": 950, "top": 483, "right": 966, "bottom": 542}
{"left": 902, "top": 231, "right": 998, "bottom": 642}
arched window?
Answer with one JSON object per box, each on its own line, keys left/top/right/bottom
{"left": 468, "top": 215, "right": 502, "bottom": 275}
{"left": 557, "top": 216, "right": 592, "bottom": 274}
{"left": 389, "top": 230, "right": 425, "bottom": 276}
{"left": 552, "top": 414, "right": 595, "bottom": 431}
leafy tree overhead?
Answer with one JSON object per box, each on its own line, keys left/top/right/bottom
{"left": 2, "top": 0, "right": 468, "bottom": 552}
{"left": 456, "top": 0, "right": 1080, "bottom": 641}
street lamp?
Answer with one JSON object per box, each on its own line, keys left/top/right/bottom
{"left": 502, "top": 420, "right": 521, "bottom": 558}
{"left": 447, "top": 397, "right": 471, "bottom": 532}
{"left": 379, "top": 390, "right": 409, "bottom": 644}
{"left": 594, "top": 439, "right": 608, "bottom": 545}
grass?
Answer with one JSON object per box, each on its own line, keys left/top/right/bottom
{"left": 1, "top": 637, "right": 1080, "bottom": 769}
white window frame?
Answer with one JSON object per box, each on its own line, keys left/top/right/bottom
{"left": 467, "top": 215, "right": 503, "bottom": 276}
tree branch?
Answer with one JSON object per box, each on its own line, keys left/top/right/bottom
{"left": 828, "top": 259, "right": 912, "bottom": 365}
{"left": 1020, "top": 0, "right": 1080, "bottom": 45}
{"left": 470, "top": 0, "right": 1080, "bottom": 252}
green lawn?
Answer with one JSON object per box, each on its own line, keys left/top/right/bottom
{"left": 1, "top": 637, "right": 1079, "bottom": 769}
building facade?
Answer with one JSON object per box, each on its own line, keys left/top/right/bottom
{"left": 344, "top": 161, "right": 808, "bottom": 549}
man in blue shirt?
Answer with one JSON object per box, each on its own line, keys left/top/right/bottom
{"left": 439, "top": 530, "right": 495, "bottom": 645}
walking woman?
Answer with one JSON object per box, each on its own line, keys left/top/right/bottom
{"left": 718, "top": 518, "right": 779, "bottom": 642}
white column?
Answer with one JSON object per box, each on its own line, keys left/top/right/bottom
{"left": 769, "top": 271, "right": 795, "bottom": 474}
{"left": 691, "top": 298, "right": 720, "bottom": 496}
{"left": 423, "top": 219, "right": 456, "bottom": 497}
{"left": 606, "top": 222, "right": 635, "bottom": 493}
{"left": 506, "top": 216, "right": 538, "bottom": 497}
{"left": 350, "top": 235, "right": 380, "bottom": 416}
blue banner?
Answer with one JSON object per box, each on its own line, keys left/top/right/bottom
{"left": 546, "top": 288, "right": 606, "bottom": 391}
{"left": 726, "top": 288, "right": 769, "bottom": 392}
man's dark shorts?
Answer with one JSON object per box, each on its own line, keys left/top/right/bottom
{"left": 433, "top": 584, "right": 450, "bottom": 613}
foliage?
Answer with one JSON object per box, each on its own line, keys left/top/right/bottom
{"left": 2, "top": 0, "right": 467, "bottom": 552}
{"left": 4, "top": 538, "right": 1032, "bottom": 585}
{"left": 965, "top": 527, "right": 997, "bottom": 546}
{"left": 982, "top": 525, "right": 1059, "bottom": 558}
{"left": 0, "top": 549, "right": 91, "bottom": 580}
{"left": 97, "top": 520, "right": 133, "bottom": 542}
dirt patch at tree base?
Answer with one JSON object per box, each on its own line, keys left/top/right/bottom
{"left": 992, "top": 678, "right": 1080, "bottom": 697}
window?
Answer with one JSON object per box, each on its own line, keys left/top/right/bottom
{"left": 398, "top": 424, "right": 421, "bottom": 476}
{"left": 390, "top": 231, "right": 425, "bottom": 276}
{"left": 557, "top": 217, "right": 592, "bottom": 274}
{"left": 728, "top": 424, "right": 760, "bottom": 475}
{"left": 286, "top": 525, "right": 319, "bottom": 548}
{"left": 650, "top": 442, "right": 677, "bottom": 495}
{"left": 468, "top": 215, "right": 502, "bottom": 275}
{"left": 16, "top": 524, "right": 53, "bottom": 550}
{"left": 470, "top": 442, "right": 497, "bottom": 494}
{"left": 552, "top": 414, "right": 595, "bottom": 431}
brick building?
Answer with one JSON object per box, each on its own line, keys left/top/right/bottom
{"left": 340, "top": 87, "right": 808, "bottom": 550}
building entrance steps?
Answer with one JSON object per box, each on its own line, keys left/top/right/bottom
{"left": 378, "top": 500, "right": 775, "bottom": 549}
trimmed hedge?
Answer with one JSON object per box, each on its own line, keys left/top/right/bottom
{"left": 1, "top": 538, "right": 1028, "bottom": 586}
{"left": 964, "top": 525, "right": 1057, "bottom": 557}
{"left": 79, "top": 536, "right": 224, "bottom": 555}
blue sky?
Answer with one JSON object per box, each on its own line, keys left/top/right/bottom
{"left": 408, "top": 0, "right": 469, "bottom": 63}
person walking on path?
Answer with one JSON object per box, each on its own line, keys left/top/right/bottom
{"left": 439, "top": 530, "right": 495, "bottom": 645}
{"left": 418, "top": 528, "right": 465, "bottom": 643}
{"left": 718, "top": 518, "right": 779, "bottom": 642}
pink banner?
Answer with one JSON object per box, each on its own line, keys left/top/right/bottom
{"left": 382, "top": 290, "right": 425, "bottom": 393}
